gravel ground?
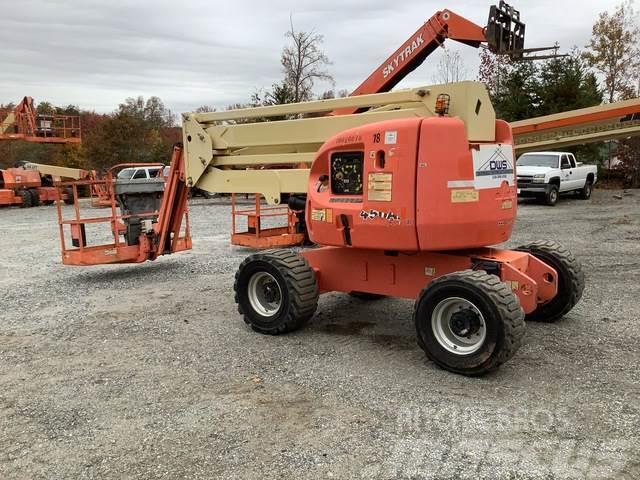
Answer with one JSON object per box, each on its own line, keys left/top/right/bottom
{"left": 1, "top": 190, "right": 639, "bottom": 479}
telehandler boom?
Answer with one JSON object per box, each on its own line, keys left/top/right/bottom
{"left": 333, "top": 1, "right": 527, "bottom": 115}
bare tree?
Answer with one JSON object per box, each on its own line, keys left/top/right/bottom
{"left": 195, "top": 105, "right": 216, "bottom": 113}
{"left": 583, "top": 1, "right": 640, "bottom": 102}
{"left": 281, "top": 17, "right": 334, "bottom": 103}
{"left": 433, "top": 49, "right": 469, "bottom": 84}
{"left": 317, "top": 89, "right": 349, "bottom": 100}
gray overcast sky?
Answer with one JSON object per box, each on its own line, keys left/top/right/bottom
{"left": 0, "top": 0, "right": 624, "bottom": 115}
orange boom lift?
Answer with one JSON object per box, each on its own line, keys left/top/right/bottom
{"left": 1, "top": 97, "right": 84, "bottom": 207}
{"left": 54, "top": 3, "right": 588, "bottom": 375}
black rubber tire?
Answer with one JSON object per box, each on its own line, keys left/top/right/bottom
{"left": 414, "top": 270, "right": 525, "bottom": 376}
{"left": 29, "top": 189, "right": 40, "bottom": 207}
{"left": 545, "top": 185, "right": 559, "bottom": 206}
{"left": 515, "top": 240, "right": 585, "bottom": 323}
{"left": 18, "top": 189, "right": 33, "bottom": 208}
{"left": 579, "top": 181, "right": 593, "bottom": 200}
{"left": 234, "top": 250, "right": 319, "bottom": 335}
{"left": 349, "top": 291, "right": 385, "bottom": 300}
{"left": 63, "top": 187, "right": 74, "bottom": 205}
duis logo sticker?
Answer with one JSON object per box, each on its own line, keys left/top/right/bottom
{"left": 472, "top": 145, "right": 515, "bottom": 190}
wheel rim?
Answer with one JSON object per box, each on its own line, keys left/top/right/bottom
{"left": 550, "top": 190, "right": 558, "bottom": 203}
{"left": 431, "top": 297, "right": 487, "bottom": 355}
{"left": 585, "top": 184, "right": 591, "bottom": 197}
{"left": 247, "top": 272, "right": 282, "bottom": 317}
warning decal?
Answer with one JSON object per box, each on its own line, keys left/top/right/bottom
{"left": 311, "top": 208, "right": 333, "bottom": 222}
{"left": 451, "top": 189, "right": 479, "bottom": 203}
{"left": 368, "top": 172, "right": 393, "bottom": 202}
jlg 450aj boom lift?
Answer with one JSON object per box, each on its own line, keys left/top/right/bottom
{"left": 55, "top": 5, "right": 585, "bottom": 376}
{"left": 56, "top": 82, "right": 585, "bottom": 375}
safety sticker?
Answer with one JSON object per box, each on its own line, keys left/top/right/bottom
{"left": 451, "top": 189, "right": 479, "bottom": 203}
{"left": 384, "top": 131, "right": 398, "bottom": 145}
{"left": 473, "top": 144, "right": 515, "bottom": 190}
{"left": 424, "top": 267, "right": 436, "bottom": 276}
{"left": 368, "top": 172, "right": 393, "bottom": 202}
{"left": 501, "top": 199, "right": 514, "bottom": 210}
{"left": 311, "top": 208, "right": 333, "bottom": 222}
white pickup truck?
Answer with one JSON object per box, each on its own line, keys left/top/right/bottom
{"left": 516, "top": 152, "right": 598, "bottom": 206}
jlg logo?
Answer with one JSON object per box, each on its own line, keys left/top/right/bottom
{"left": 382, "top": 34, "right": 425, "bottom": 78}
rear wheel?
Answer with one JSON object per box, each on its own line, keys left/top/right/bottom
{"left": 579, "top": 181, "right": 593, "bottom": 200}
{"left": 515, "top": 241, "right": 584, "bottom": 323}
{"left": 414, "top": 270, "right": 525, "bottom": 376}
{"left": 18, "top": 189, "right": 33, "bottom": 208}
{"left": 234, "top": 250, "right": 319, "bottom": 335}
{"left": 29, "top": 189, "right": 40, "bottom": 207}
{"left": 545, "top": 185, "right": 559, "bottom": 206}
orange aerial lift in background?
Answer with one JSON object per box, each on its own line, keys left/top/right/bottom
{"left": 0, "top": 162, "right": 93, "bottom": 207}
{"left": 0, "top": 96, "right": 84, "bottom": 207}
{"left": 0, "top": 96, "right": 81, "bottom": 144}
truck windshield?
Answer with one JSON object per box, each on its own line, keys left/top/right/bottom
{"left": 517, "top": 155, "right": 558, "bottom": 168}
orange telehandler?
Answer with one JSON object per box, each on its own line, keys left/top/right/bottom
{"left": 53, "top": 3, "right": 586, "bottom": 375}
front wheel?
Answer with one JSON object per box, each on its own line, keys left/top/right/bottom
{"left": 234, "top": 250, "right": 319, "bottom": 335}
{"left": 515, "top": 241, "right": 584, "bottom": 322}
{"left": 414, "top": 270, "right": 525, "bottom": 376}
{"left": 18, "top": 189, "right": 33, "bottom": 208}
{"left": 29, "top": 189, "right": 40, "bottom": 207}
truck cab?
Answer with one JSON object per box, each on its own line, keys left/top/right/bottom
{"left": 516, "top": 152, "right": 597, "bottom": 206}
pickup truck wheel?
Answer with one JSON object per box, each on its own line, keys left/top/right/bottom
{"left": 516, "top": 241, "right": 585, "bottom": 323}
{"left": 545, "top": 185, "right": 559, "bottom": 206}
{"left": 579, "top": 181, "right": 593, "bottom": 200}
{"left": 234, "top": 250, "right": 319, "bottom": 335}
{"left": 414, "top": 270, "right": 525, "bottom": 376}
